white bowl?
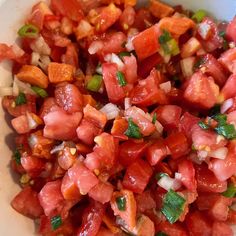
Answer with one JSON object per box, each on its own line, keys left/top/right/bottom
{"left": 0, "top": 0, "right": 236, "bottom": 235}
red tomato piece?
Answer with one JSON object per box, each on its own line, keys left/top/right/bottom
{"left": 195, "top": 164, "right": 227, "bottom": 193}
{"left": 186, "top": 211, "right": 212, "bottom": 236}
{"left": 165, "top": 132, "right": 189, "bottom": 159}
{"left": 155, "top": 105, "right": 182, "bottom": 130}
{"left": 133, "top": 8, "right": 154, "bottom": 31}
{"left": 131, "top": 69, "right": 168, "bottom": 106}
{"left": 77, "top": 201, "right": 105, "bottom": 236}
{"left": 39, "top": 97, "right": 59, "bottom": 119}
{"left": 123, "top": 159, "right": 153, "bottom": 194}
{"left": 196, "top": 192, "right": 220, "bottom": 210}
{"left": 119, "top": 140, "right": 148, "bottom": 167}
{"left": 11, "top": 187, "right": 43, "bottom": 219}
{"left": 11, "top": 115, "right": 30, "bottom": 134}
{"left": 119, "top": 6, "right": 135, "bottom": 30}
{"left": 220, "top": 74, "right": 236, "bottom": 101}
{"left": 218, "top": 48, "right": 236, "bottom": 74}
{"left": 102, "top": 63, "right": 126, "bottom": 103}
{"left": 2, "top": 95, "right": 36, "bottom": 117}
{"left": 132, "top": 24, "right": 160, "bottom": 60}
{"left": 146, "top": 139, "right": 167, "bottom": 166}
{"left": 125, "top": 106, "right": 156, "bottom": 136}
{"left": 43, "top": 109, "right": 82, "bottom": 140}
{"left": 135, "top": 190, "right": 156, "bottom": 213}
{"left": 55, "top": 83, "right": 83, "bottom": 113}
{"left": 123, "top": 55, "right": 138, "bottom": 84}
{"left": 68, "top": 161, "right": 99, "bottom": 195}
{"left": 157, "top": 221, "right": 188, "bottom": 236}
{"left": 88, "top": 181, "right": 114, "bottom": 204}
{"left": 183, "top": 71, "right": 219, "bottom": 109}
{"left": 226, "top": 15, "right": 236, "bottom": 43}
{"left": 61, "top": 43, "right": 79, "bottom": 69}
{"left": 178, "top": 159, "right": 197, "bottom": 191}
{"left": 212, "top": 222, "right": 233, "bottom": 236}
{"left": 57, "top": 146, "right": 77, "bottom": 170}
{"left": 96, "top": 227, "right": 114, "bottom": 236}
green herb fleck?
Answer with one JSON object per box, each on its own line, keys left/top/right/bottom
{"left": 198, "top": 121, "right": 209, "bottom": 130}
{"left": 159, "top": 30, "right": 172, "bottom": 44}
{"left": 116, "top": 71, "right": 127, "bottom": 87}
{"left": 222, "top": 183, "right": 236, "bottom": 198}
{"left": 152, "top": 112, "right": 157, "bottom": 124}
{"left": 31, "top": 86, "right": 48, "bottom": 98}
{"left": 116, "top": 196, "right": 126, "bottom": 211}
{"left": 124, "top": 118, "right": 142, "bottom": 139}
{"left": 191, "top": 9, "right": 207, "bottom": 23}
{"left": 86, "top": 74, "right": 103, "bottom": 92}
{"left": 51, "top": 215, "right": 62, "bottom": 231}
{"left": 119, "top": 51, "right": 131, "bottom": 59}
{"left": 13, "top": 149, "right": 21, "bottom": 165}
{"left": 15, "top": 92, "right": 27, "bottom": 106}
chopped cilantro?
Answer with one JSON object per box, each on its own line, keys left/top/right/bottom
{"left": 116, "top": 196, "right": 126, "bottom": 211}
{"left": 124, "top": 118, "right": 142, "bottom": 139}
{"left": 15, "top": 92, "right": 27, "bottom": 106}
{"left": 51, "top": 215, "right": 62, "bottom": 231}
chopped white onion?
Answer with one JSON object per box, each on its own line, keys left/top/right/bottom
{"left": 197, "top": 150, "right": 208, "bottom": 161}
{"left": 124, "top": 97, "right": 131, "bottom": 110}
{"left": 154, "top": 120, "right": 164, "bottom": 134}
{"left": 221, "top": 98, "right": 233, "bottom": 114}
{"left": 158, "top": 175, "right": 181, "bottom": 191}
{"left": 12, "top": 43, "right": 25, "bottom": 57}
{"left": 198, "top": 22, "right": 211, "bottom": 40}
{"left": 126, "top": 37, "right": 135, "bottom": 51}
{"left": 28, "top": 134, "right": 38, "bottom": 149}
{"left": 104, "top": 53, "right": 124, "bottom": 70}
{"left": 216, "top": 135, "right": 225, "bottom": 144}
{"left": 208, "top": 147, "right": 228, "bottom": 160}
{"left": 96, "top": 65, "right": 103, "bottom": 75}
{"left": 175, "top": 172, "right": 182, "bottom": 180}
{"left": 180, "top": 57, "right": 195, "bottom": 77}
{"left": 13, "top": 77, "right": 36, "bottom": 96}
{"left": 159, "top": 81, "right": 171, "bottom": 93}
{"left": 159, "top": 48, "right": 171, "bottom": 63}
{"left": 38, "top": 55, "right": 51, "bottom": 71}
{"left": 30, "top": 36, "right": 51, "bottom": 55}
{"left": 0, "top": 87, "right": 13, "bottom": 96}
{"left": 88, "top": 41, "right": 103, "bottom": 55}
{"left": 26, "top": 113, "right": 38, "bottom": 129}
{"left": 31, "top": 52, "right": 40, "bottom": 66}
{"left": 100, "top": 103, "right": 120, "bottom": 120}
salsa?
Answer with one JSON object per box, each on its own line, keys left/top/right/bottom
{"left": 1, "top": 0, "right": 236, "bottom": 235}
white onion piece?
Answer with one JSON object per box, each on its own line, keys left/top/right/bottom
{"left": 100, "top": 103, "right": 120, "bottom": 120}
{"left": 158, "top": 175, "right": 181, "bottom": 191}
{"left": 0, "top": 87, "right": 13, "bottom": 96}
{"left": 28, "top": 134, "right": 38, "bottom": 148}
{"left": 31, "top": 52, "right": 40, "bottom": 66}
{"left": 13, "top": 77, "right": 36, "bottom": 96}
{"left": 159, "top": 81, "right": 171, "bottom": 93}
{"left": 88, "top": 41, "right": 103, "bottom": 54}
{"left": 96, "top": 65, "right": 103, "bottom": 75}
{"left": 38, "top": 55, "right": 51, "bottom": 71}
{"left": 197, "top": 150, "right": 208, "bottom": 161}
{"left": 12, "top": 43, "right": 25, "bottom": 57}
{"left": 30, "top": 36, "right": 51, "bottom": 55}
{"left": 198, "top": 22, "right": 211, "bottom": 40}
{"left": 126, "top": 37, "right": 135, "bottom": 51}
{"left": 124, "top": 97, "right": 131, "bottom": 110}
{"left": 110, "top": 53, "right": 124, "bottom": 70}
{"left": 221, "top": 98, "right": 233, "bottom": 114}
{"left": 154, "top": 120, "right": 164, "bottom": 135}
{"left": 26, "top": 113, "right": 38, "bottom": 129}
{"left": 175, "top": 172, "right": 182, "bottom": 181}
{"left": 208, "top": 147, "right": 228, "bottom": 160}
{"left": 180, "top": 57, "right": 195, "bottom": 77}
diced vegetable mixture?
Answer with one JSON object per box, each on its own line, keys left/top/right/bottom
{"left": 2, "top": 0, "right": 236, "bottom": 235}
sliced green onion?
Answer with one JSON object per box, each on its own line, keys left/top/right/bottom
{"left": 198, "top": 121, "right": 209, "bottom": 130}
{"left": 119, "top": 51, "right": 131, "bottom": 59}
{"left": 51, "top": 215, "right": 62, "bottom": 230}
{"left": 152, "top": 112, "right": 157, "bottom": 124}
{"left": 116, "top": 71, "right": 127, "bottom": 87}
{"left": 31, "top": 86, "right": 48, "bottom": 98}
{"left": 222, "top": 183, "right": 236, "bottom": 198}
{"left": 13, "top": 149, "right": 21, "bottom": 165}
{"left": 161, "top": 189, "right": 186, "bottom": 224}
{"left": 15, "top": 92, "right": 27, "bottom": 106}
{"left": 192, "top": 9, "right": 207, "bottom": 23}
{"left": 116, "top": 196, "right": 126, "bottom": 211}
{"left": 156, "top": 232, "right": 168, "bottom": 236}
{"left": 159, "top": 30, "right": 172, "bottom": 44}
{"left": 86, "top": 74, "right": 103, "bottom": 92}
{"left": 18, "top": 24, "right": 39, "bottom": 38}
{"left": 212, "top": 113, "right": 227, "bottom": 125}
{"left": 193, "top": 57, "right": 205, "bottom": 71}
{"left": 124, "top": 118, "right": 142, "bottom": 139}
{"left": 155, "top": 172, "right": 168, "bottom": 181}
{"left": 215, "top": 124, "right": 236, "bottom": 139}
{"left": 166, "top": 39, "right": 180, "bottom": 56}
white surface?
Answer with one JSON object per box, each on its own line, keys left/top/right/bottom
{"left": 0, "top": 0, "right": 235, "bottom": 235}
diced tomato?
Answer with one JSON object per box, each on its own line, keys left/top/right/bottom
{"left": 220, "top": 74, "right": 236, "bottom": 101}
{"left": 119, "top": 6, "right": 135, "bottom": 31}
{"left": 77, "top": 201, "right": 105, "bottom": 236}
{"left": 219, "top": 46, "right": 236, "bottom": 74}
{"left": 125, "top": 106, "right": 156, "bottom": 136}
{"left": 119, "top": 140, "right": 148, "bottom": 167}
{"left": 165, "top": 131, "right": 189, "bottom": 159}
{"left": 197, "top": 17, "right": 223, "bottom": 52}
{"left": 55, "top": 83, "right": 83, "bottom": 113}
{"left": 135, "top": 190, "right": 156, "bottom": 213}
{"left": 102, "top": 63, "right": 125, "bottom": 103}
{"left": 196, "top": 192, "right": 219, "bottom": 210}
{"left": 68, "top": 161, "right": 99, "bottom": 195}
{"left": 57, "top": 146, "right": 77, "bottom": 170}
{"left": 96, "top": 227, "right": 114, "bottom": 236}
{"left": 226, "top": 16, "right": 236, "bottom": 43}
{"left": 155, "top": 105, "right": 182, "bottom": 130}
{"left": 183, "top": 71, "right": 219, "bottom": 109}
{"left": 61, "top": 43, "right": 79, "bottom": 68}
{"left": 132, "top": 8, "right": 154, "bottom": 31}
{"left": 11, "top": 187, "right": 43, "bottom": 219}
{"left": 131, "top": 69, "right": 168, "bottom": 106}
{"left": 11, "top": 115, "right": 30, "bottom": 134}
{"left": 43, "top": 109, "right": 82, "bottom": 140}
{"left": 212, "top": 221, "right": 233, "bottom": 236}
{"left": 132, "top": 24, "right": 161, "bottom": 60}
{"left": 195, "top": 164, "right": 227, "bottom": 193}
{"left": 146, "top": 139, "right": 167, "bottom": 166}
{"left": 2, "top": 95, "right": 36, "bottom": 117}
{"left": 123, "top": 55, "right": 138, "bottom": 84}
{"left": 200, "top": 54, "right": 228, "bottom": 86}
{"left": 111, "top": 118, "right": 128, "bottom": 140}
{"left": 178, "top": 159, "right": 197, "bottom": 191}
{"left": 157, "top": 221, "right": 188, "bottom": 236}
{"left": 39, "top": 97, "right": 59, "bottom": 119}
{"left": 186, "top": 211, "right": 212, "bottom": 236}
{"left": 123, "top": 159, "right": 153, "bottom": 194}
{"left": 88, "top": 181, "right": 114, "bottom": 204}
{"left": 111, "top": 189, "right": 137, "bottom": 229}
{"left": 228, "top": 209, "right": 236, "bottom": 224}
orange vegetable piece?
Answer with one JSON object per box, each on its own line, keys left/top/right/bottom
{"left": 111, "top": 118, "right": 128, "bottom": 140}
{"left": 16, "top": 65, "right": 49, "bottom": 89}
{"left": 82, "top": 94, "right": 97, "bottom": 107}
{"left": 181, "top": 37, "right": 202, "bottom": 58}
{"left": 111, "top": 189, "right": 137, "bottom": 229}
{"left": 102, "top": 214, "right": 121, "bottom": 234}
{"left": 159, "top": 16, "right": 196, "bottom": 39}
{"left": 48, "top": 62, "right": 74, "bottom": 83}
{"left": 149, "top": 0, "right": 174, "bottom": 18}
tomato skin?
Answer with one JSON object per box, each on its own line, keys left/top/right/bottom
{"left": 157, "top": 221, "right": 188, "bottom": 236}
{"left": 220, "top": 74, "right": 236, "bottom": 100}
{"left": 146, "top": 139, "right": 167, "bottom": 166}
{"left": 226, "top": 16, "right": 236, "bottom": 43}
{"left": 218, "top": 48, "right": 236, "bottom": 74}
{"left": 102, "top": 63, "right": 125, "bottom": 103}
{"left": 119, "top": 140, "right": 148, "bottom": 167}
{"left": 132, "top": 23, "right": 161, "bottom": 60}
{"left": 165, "top": 132, "right": 189, "bottom": 159}
{"left": 212, "top": 221, "right": 233, "bottom": 236}
{"left": 155, "top": 105, "right": 182, "bottom": 130}
{"left": 123, "top": 159, "right": 153, "bottom": 194}
{"left": 11, "top": 187, "right": 43, "bottom": 219}
{"left": 195, "top": 164, "right": 227, "bottom": 193}
{"left": 178, "top": 159, "right": 197, "bottom": 191}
